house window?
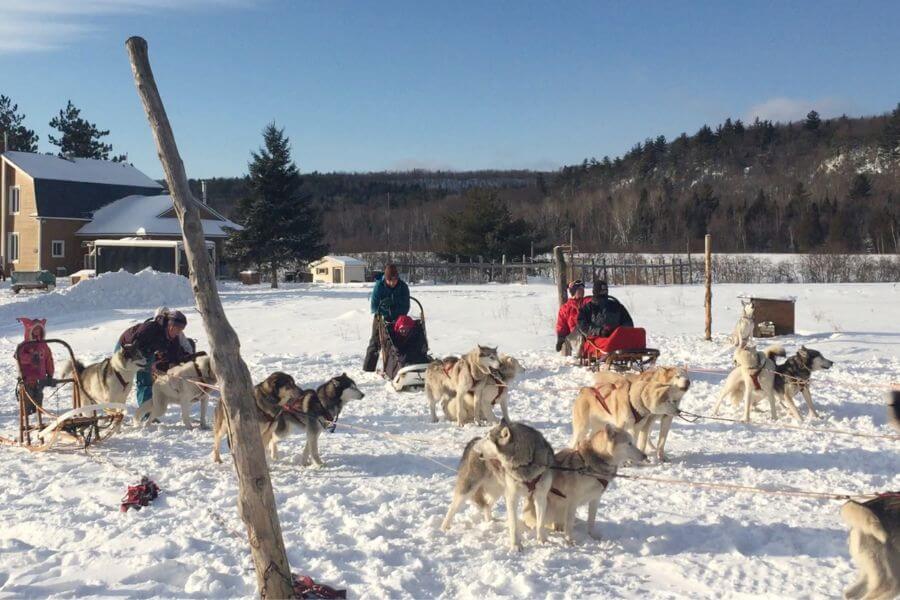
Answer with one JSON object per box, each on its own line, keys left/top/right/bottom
{"left": 7, "top": 232, "right": 19, "bottom": 262}
{"left": 51, "top": 240, "right": 65, "bottom": 258}
{"left": 9, "top": 186, "right": 20, "bottom": 215}
{"left": 316, "top": 267, "right": 328, "bottom": 274}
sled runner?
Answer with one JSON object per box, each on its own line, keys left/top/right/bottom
{"left": 579, "top": 326, "right": 659, "bottom": 372}
{"left": 377, "top": 297, "right": 433, "bottom": 391}
{"left": 1, "top": 336, "right": 125, "bottom": 452}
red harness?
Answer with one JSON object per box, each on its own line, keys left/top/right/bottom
{"left": 120, "top": 477, "right": 160, "bottom": 512}
{"left": 749, "top": 370, "right": 762, "bottom": 391}
{"left": 590, "top": 386, "right": 646, "bottom": 425}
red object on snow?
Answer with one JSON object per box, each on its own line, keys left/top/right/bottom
{"left": 580, "top": 326, "right": 648, "bottom": 359}
{"left": 292, "top": 575, "right": 347, "bottom": 599}
{"left": 16, "top": 318, "right": 54, "bottom": 384}
{"left": 120, "top": 477, "right": 160, "bottom": 512}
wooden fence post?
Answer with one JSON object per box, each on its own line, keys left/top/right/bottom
{"left": 522, "top": 254, "right": 527, "bottom": 284}
{"left": 125, "top": 37, "right": 294, "bottom": 599}
{"left": 501, "top": 254, "right": 507, "bottom": 284}
{"left": 705, "top": 234, "right": 712, "bottom": 341}
{"left": 553, "top": 245, "right": 570, "bottom": 356}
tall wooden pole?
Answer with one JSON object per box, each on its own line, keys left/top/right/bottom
{"left": 553, "top": 245, "right": 570, "bottom": 356}
{"left": 125, "top": 37, "right": 294, "bottom": 599}
{"left": 704, "top": 234, "right": 712, "bottom": 341}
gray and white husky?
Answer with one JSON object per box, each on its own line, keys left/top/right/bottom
{"left": 63, "top": 345, "right": 147, "bottom": 407}
{"left": 425, "top": 345, "right": 501, "bottom": 426}
{"left": 841, "top": 495, "right": 900, "bottom": 599}
{"left": 773, "top": 346, "right": 833, "bottom": 420}
{"left": 713, "top": 344, "right": 786, "bottom": 422}
{"left": 134, "top": 354, "right": 216, "bottom": 429}
{"left": 315, "top": 372, "right": 365, "bottom": 423}
{"left": 523, "top": 423, "right": 646, "bottom": 543}
{"left": 441, "top": 419, "right": 555, "bottom": 552}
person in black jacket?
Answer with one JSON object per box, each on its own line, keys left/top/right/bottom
{"left": 118, "top": 309, "right": 193, "bottom": 406}
{"left": 577, "top": 280, "right": 633, "bottom": 338}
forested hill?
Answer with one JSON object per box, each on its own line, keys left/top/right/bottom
{"left": 193, "top": 104, "right": 900, "bottom": 254}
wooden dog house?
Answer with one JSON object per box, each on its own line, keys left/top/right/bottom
{"left": 741, "top": 296, "right": 796, "bottom": 337}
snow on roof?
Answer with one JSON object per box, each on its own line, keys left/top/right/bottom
{"left": 76, "top": 195, "right": 242, "bottom": 238}
{"left": 3, "top": 151, "right": 163, "bottom": 188}
{"left": 310, "top": 255, "right": 367, "bottom": 267}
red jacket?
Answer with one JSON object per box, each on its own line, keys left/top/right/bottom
{"left": 556, "top": 296, "right": 591, "bottom": 337}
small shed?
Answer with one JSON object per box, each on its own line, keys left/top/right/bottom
{"left": 740, "top": 296, "right": 796, "bottom": 337}
{"left": 309, "top": 255, "right": 367, "bottom": 284}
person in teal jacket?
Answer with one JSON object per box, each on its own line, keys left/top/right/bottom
{"left": 363, "top": 263, "right": 410, "bottom": 371}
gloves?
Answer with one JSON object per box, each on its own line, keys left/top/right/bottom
{"left": 555, "top": 336, "right": 565, "bottom": 352}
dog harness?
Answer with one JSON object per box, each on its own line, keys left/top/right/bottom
{"left": 101, "top": 358, "right": 129, "bottom": 390}
{"left": 590, "top": 386, "right": 647, "bottom": 425}
{"left": 120, "top": 476, "right": 160, "bottom": 512}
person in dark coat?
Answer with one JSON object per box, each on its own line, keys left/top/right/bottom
{"left": 391, "top": 315, "right": 429, "bottom": 365}
{"left": 577, "top": 280, "right": 633, "bottom": 338}
{"left": 118, "top": 309, "right": 192, "bottom": 406}
{"left": 363, "top": 263, "right": 410, "bottom": 372}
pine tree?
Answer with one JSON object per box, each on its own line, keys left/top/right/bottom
{"left": 0, "top": 95, "right": 38, "bottom": 152}
{"left": 849, "top": 173, "right": 872, "bottom": 200}
{"left": 683, "top": 183, "right": 719, "bottom": 239}
{"left": 437, "top": 189, "right": 538, "bottom": 260}
{"left": 804, "top": 110, "right": 821, "bottom": 131}
{"left": 48, "top": 100, "right": 126, "bottom": 161}
{"left": 224, "top": 123, "right": 327, "bottom": 288}
{"left": 881, "top": 103, "right": 900, "bottom": 159}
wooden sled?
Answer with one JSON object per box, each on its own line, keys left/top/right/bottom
{"left": 579, "top": 327, "right": 660, "bottom": 372}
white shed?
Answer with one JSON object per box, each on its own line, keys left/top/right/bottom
{"left": 309, "top": 255, "right": 367, "bottom": 283}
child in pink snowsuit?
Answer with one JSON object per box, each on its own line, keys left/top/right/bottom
{"left": 16, "top": 318, "right": 54, "bottom": 415}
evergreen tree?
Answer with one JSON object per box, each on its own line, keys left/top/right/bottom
{"left": 796, "top": 202, "right": 825, "bottom": 250}
{"left": 683, "top": 183, "right": 719, "bottom": 239}
{"left": 880, "top": 103, "right": 900, "bottom": 158}
{"left": 0, "top": 95, "right": 38, "bottom": 152}
{"left": 804, "top": 110, "right": 821, "bottom": 131}
{"left": 437, "top": 189, "right": 538, "bottom": 260}
{"left": 48, "top": 100, "right": 126, "bottom": 161}
{"left": 849, "top": 173, "right": 872, "bottom": 200}
{"left": 224, "top": 123, "right": 327, "bottom": 288}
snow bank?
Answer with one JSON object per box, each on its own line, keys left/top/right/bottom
{"left": 0, "top": 269, "right": 194, "bottom": 325}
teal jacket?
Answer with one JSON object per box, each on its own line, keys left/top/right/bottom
{"left": 370, "top": 276, "right": 410, "bottom": 321}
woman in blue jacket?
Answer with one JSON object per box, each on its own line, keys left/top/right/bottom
{"left": 363, "top": 263, "right": 410, "bottom": 371}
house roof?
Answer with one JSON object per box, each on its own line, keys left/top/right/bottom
{"left": 310, "top": 255, "right": 367, "bottom": 267}
{"left": 76, "top": 195, "right": 242, "bottom": 238}
{"left": 3, "top": 151, "right": 163, "bottom": 188}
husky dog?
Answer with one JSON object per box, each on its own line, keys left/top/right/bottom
{"left": 424, "top": 356, "right": 459, "bottom": 423}
{"left": 889, "top": 390, "right": 900, "bottom": 433}
{"left": 134, "top": 354, "right": 216, "bottom": 429}
{"left": 212, "top": 372, "right": 334, "bottom": 466}
{"left": 594, "top": 366, "right": 691, "bottom": 461}
{"left": 315, "top": 372, "right": 365, "bottom": 423}
{"left": 63, "top": 345, "right": 147, "bottom": 406}
{"left": 773, "top": 346, "right": 833, "bottom": 420}
{"left": 571, "top": 377, "right": 682, "bottom": 449}
{"left": 451, "top": 354, "right": 524, "bottom": 425}
{"left": 729, "top": 302, "right": 755, "bottom": 349}
{"left": 523, "top": 424, "right": 646, "bottom": 543}
{"left": 841, "top": 495, "right": 900, "bottom": 599}
{"left": 441, "top": 420, "right": 555, "bottom": 552}
{"left": 713, "top": 345, "right": 786, "bottom": 422}
{"left": 427, "top": 346, "right": 501, "bottom": 426}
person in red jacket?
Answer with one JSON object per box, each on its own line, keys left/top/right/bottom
{"left": 16, "top": 317, "right": 55, "bottom": 415}
{"left": 555, "top": 280, "right": 591, "bottom": 355}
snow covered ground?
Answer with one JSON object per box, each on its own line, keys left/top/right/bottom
{"left": 0, "top": 274, "right": 897, "bottom": 598}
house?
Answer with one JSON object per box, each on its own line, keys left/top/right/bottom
{"left": 1, "top": 151, "right": 162, "bottom": 275}
{"left": 309, "top": 255, "right": 367, "bottom": 283}
{"left": 0, "top": 151, "right": 240, "bottom": 277}
{"left": 76, "top": 194, "right": 241, "bottom": 276}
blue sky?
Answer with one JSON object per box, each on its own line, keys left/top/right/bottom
{"left": 2, "top": 0, "right": 899, "bottom": 179}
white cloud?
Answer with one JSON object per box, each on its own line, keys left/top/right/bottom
{"left": 0, "top": 0, "right": 254, "bottom": 54}
{"left": 745, "top": 96, "right": 855, "bottom": 123}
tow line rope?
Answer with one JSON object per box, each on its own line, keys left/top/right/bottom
{"left": 676, "top": 409, "right": 900, "bottom": 441}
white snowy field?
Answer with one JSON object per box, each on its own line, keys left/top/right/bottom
{"left": 0, "top": 273, "right": 898, "bottom": 599}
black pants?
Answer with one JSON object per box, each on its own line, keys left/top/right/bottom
{"left": 363, "top": 317, "right": 381, "bottom": 372}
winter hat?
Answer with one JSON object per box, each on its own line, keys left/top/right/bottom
{"left": 384, "top": 264, "right": 399, "bottom": 280}
{"left": 17, "top": 317, "right": 47, "bottom": 341}
{"left": 568, "top": 279, "right": 585, "bottom": 296}
{"left": 393, "top": 315, "right": 415, "bottom": 336}
{"left": 592, "top": 280, "right": 609, "bottom": 297}
{"left": 167, "top": 310, "right": 187, "bottom": 327}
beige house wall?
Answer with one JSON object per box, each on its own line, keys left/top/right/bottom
{"left": 1, "top": 160, "right": 39, "bottom": 272}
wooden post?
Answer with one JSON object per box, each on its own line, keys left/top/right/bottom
{"left": 704, "top": 234, "right": 712, "bottom": 341}
{"left": 125, "top": 37, "right": 294, "bottom": 599}
{"left": 501, "top": 254, "right": 507, "bottom": 284}
{"left": 522, "top": 254, "right": 527, "bottom": 284}
{"left": 553, "top": 245, "right": 569, "bottom": 356}
{"left": 601, "top": 258, "right": 607, "bottom": 282}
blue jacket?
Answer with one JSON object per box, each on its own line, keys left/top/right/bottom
{"left": 370, "top": 276, "right": 410, "bottom": 321}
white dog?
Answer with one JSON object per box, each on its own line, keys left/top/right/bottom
{"left": 729, "top": 302, "right": 755, "bottom": 349}
{"left": 713, "top": 345, "right": 786, "bottom": 422}
{"left": 134, "top": 354, "right": 216, "bottom": 429}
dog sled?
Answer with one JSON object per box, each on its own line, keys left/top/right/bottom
{"left": 377, "top": 297, "right": 433, "bottom": 391}
{"left": 579, "top": 326, "right": 659, "bottom": 372}
{"left": 1, "top": 337, "right": 125, "bottom": 452}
